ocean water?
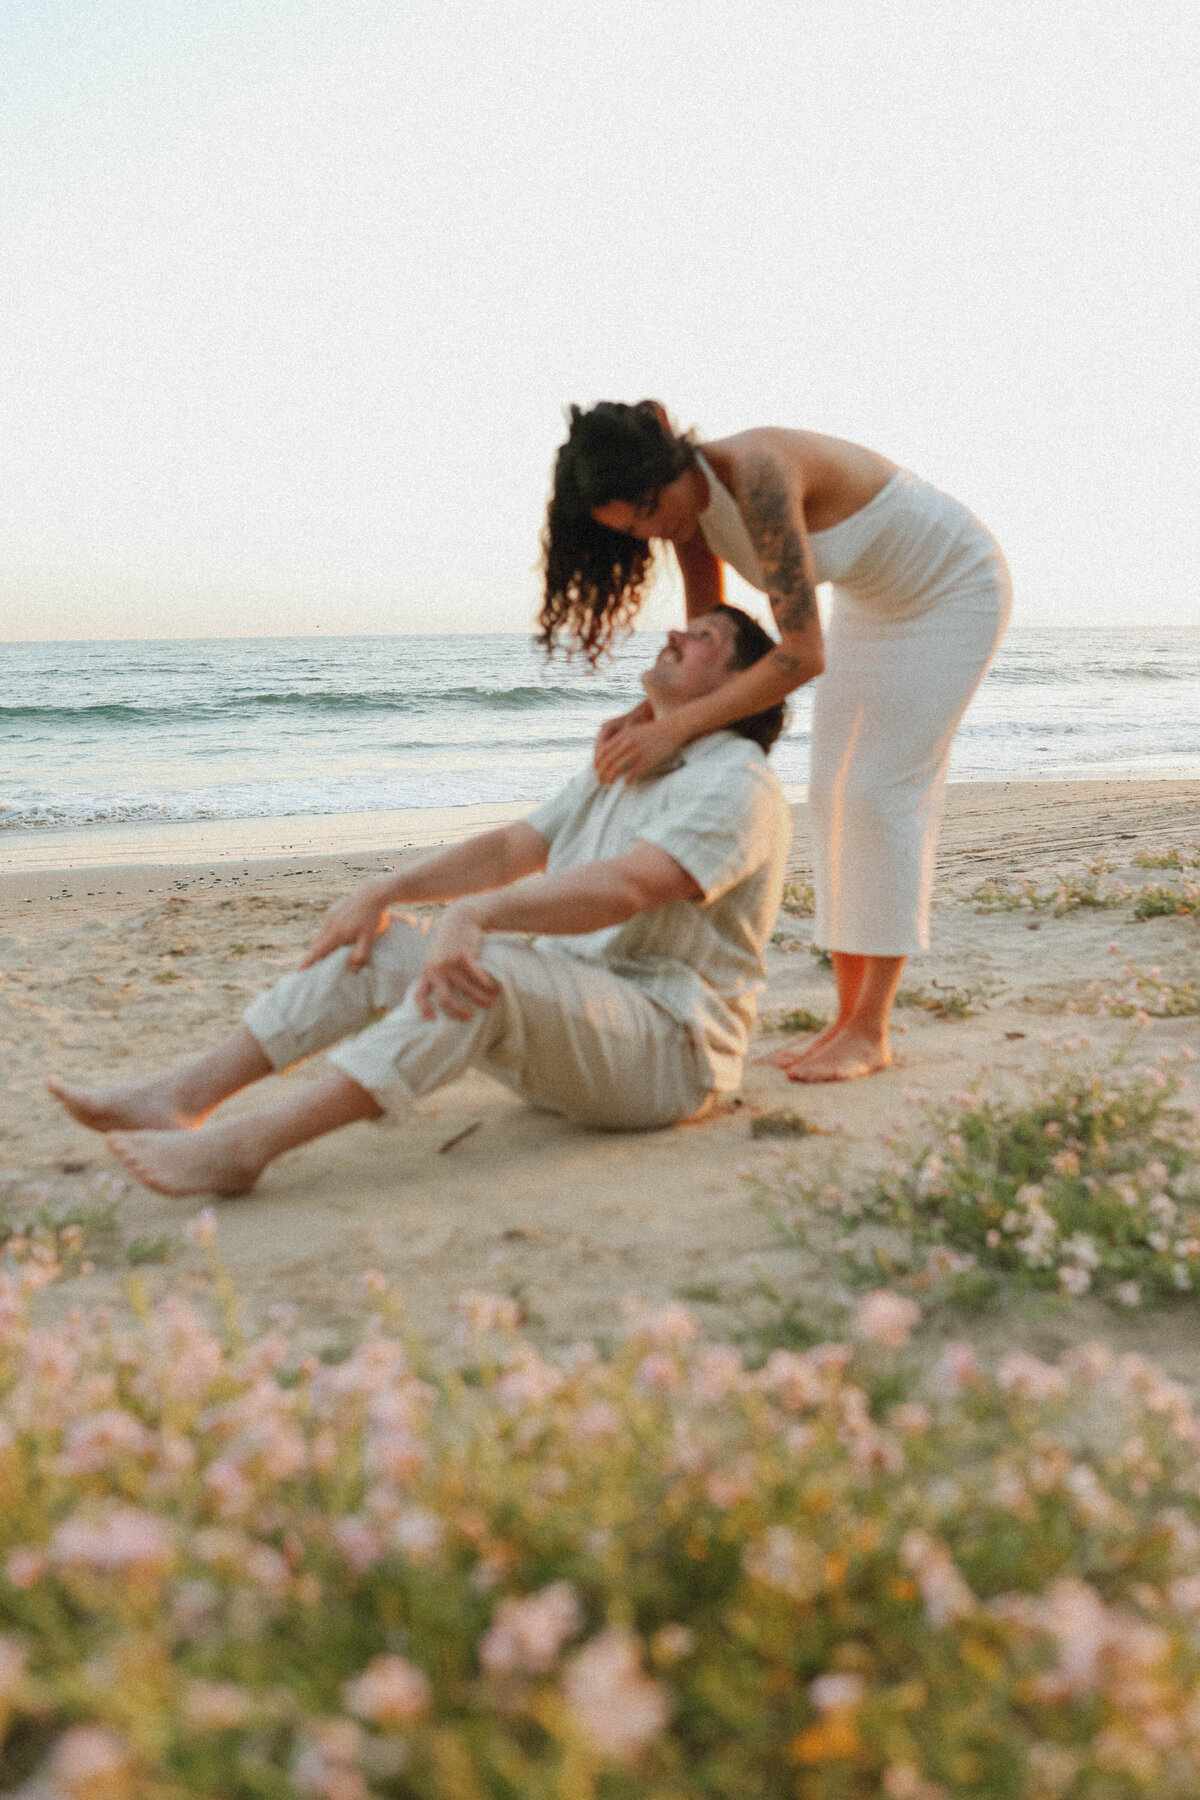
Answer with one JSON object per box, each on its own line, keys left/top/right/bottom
{"left": 2, "top": 629, "right": 1198, "bottom": 836}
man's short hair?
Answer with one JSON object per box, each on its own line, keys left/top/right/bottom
{"left": 711, "top": 604, "right": 789, "bottom": 754}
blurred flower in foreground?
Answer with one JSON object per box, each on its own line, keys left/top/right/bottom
{"left": 853, "top": 1289, "right": 921, "bottom": 1348}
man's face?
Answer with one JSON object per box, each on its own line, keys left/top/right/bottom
{"left": 642, "top": 612, "right": 738, "bottom": 708}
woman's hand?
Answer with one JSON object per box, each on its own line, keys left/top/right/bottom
{"left": 300, "top": 878, "right": 392, "bottom": 971}
{"left": 594, "top": 708, "right": 685, "bottom": 785}
{"left": 413, "top": 902, "right": 499, "bottom": 1021}
{"left": 594, "top": 698, "right": 654, "bottom": 772}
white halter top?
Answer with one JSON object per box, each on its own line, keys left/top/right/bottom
{"left": 694, "top": 451, "right": 979, "bottom": 619}
{"left": 695, "top": 451, "right": 767, "bottom": 592}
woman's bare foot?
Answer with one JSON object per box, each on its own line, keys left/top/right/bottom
{"left": 47, "top": 1075, "right": 204, "bottom": 1134}
{"left": 106, "top": 1123, "right": 264, "bottom": 1198}
{"left": 775, "top": 1018, "right": 846, "bottom": 1074}
{"left": 783, "top": 1029, "right": 893, "bottom": 1083}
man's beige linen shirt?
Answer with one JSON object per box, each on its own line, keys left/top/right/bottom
{"left": 526, "top": 731, "right": 791, "bottom": 1091}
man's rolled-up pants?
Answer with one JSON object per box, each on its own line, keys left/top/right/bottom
{"left": 243, "top": 916, "right": 714, "bottom": 1130}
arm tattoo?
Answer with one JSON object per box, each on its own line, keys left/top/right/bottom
{"left": 743, "top": 456, "right": 818, "bottom": 634}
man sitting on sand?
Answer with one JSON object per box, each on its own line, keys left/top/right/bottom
{"left": 48, "top": 607, "right": 791, "bottom": 1198}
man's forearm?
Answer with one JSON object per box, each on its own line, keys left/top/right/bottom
{"left": 462, "top": 859, "right": 662, "bottom": 938}
{"left": 376, "top": 823, "right": 547, "bottom": 907}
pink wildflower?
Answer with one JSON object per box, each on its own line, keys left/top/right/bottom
{"left": 6, "top": 1546, "right": 47, "bottom": 1589}
{"left": 50, "top": 1505, "right": 175, "bottom": 1585}
{"left": 744, "top": 1525, "right": 824, "bottom": 1601}
{"left": 752, "top": 1348, "right": 824, "bottom": 1410}
{"left": 291, "top": 1720, "right": 366, "bottom": 1800}
{"left": 497, "top": 1349, "right": 564, "bottom": 1408}
{"left": 562, "top": 1629, "right": 670, "bottom": 1763}
{"left": 644, "top": 1302, "right": 699, "bottom": 1348}
{"left": 479, "top": 1580, "right": 583, "bottom": 1674}
{"left": 391, "top": 1506, "right": 444, "bottom": 1565}
{"left": 810, "top": 1672, "right": 866, "bottom": 1712}
{"left": 43, "top": 1724, "right": 136, "bottom": 1797}
{"left": 650, "top": 1623, "right": 694, "bottom": 1666}
{"left": 690, "top": 1344, "right": 742, "bottom": 1404}
{"left": 635, "top": 1351, "right": 680, "bottom": 1392}
{"left": 182, "top": 1679, "right": 254, "bottom": 1730}
{"left": 576, "top": 1401, "right": 620, "bottom": 1440}
{"left": 931, "top": 1341, "right": 980, "bottom": 1393}
{"left": 342, "top": 1654, "right": 431, "bottom": 1728}
{"left": 900, "top": 1531, "right": 976, "bottom": 1627}
{"left": 853, "top": 1289, "right": 921, "bottom": 1349}
{"left": 996, "top": 1350, "right": 1068, "bottom": 1402}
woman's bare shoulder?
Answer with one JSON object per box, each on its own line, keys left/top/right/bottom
{"left": 701, "top": 427, "right": 898, "bottom": 518}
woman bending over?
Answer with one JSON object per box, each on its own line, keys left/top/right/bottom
{"left": 540, "top": 400, "right": 1011, "bottom": 1082}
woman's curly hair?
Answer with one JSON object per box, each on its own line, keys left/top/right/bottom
{"left": 538, "top": 400, "right": 698, "bottom": 665}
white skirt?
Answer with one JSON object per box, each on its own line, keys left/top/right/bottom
{"left": 808, "top": 560, "right": 1011, "bottom": 957}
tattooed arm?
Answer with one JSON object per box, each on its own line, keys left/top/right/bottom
{"left": 594, "top": 452, "right": 823, "bottom": 781}
{"left": 738, "top": 451, "right": 824, "bottom": 683}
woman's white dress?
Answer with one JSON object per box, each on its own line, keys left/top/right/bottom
{"left": 694, "top": 452, "right": 1012, "bottom": 956}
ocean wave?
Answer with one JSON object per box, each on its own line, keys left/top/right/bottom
{"left": 0, "top": 683, "right": 629, "bottom": 725}
{"left": 984, "top": 660, "right": 1200, "bottom": 686}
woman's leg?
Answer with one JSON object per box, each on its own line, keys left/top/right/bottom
{"left": 776, "top": 950, "right": 866, "bottom": 1070}
{"left": 782, "top": 953, "right": 904, "bottom": 1083}
{"left": 793, "top": 575, "right": 1009, "bottom": 1082}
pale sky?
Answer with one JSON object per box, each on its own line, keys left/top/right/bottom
{"left": 3, "top": 0, "right": 1198, "bottom": 640}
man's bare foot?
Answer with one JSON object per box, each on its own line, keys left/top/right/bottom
{"left": 47, "top": 1075, "right": 201, "bottom": 1135}
{"left": 106, "top": 1125, "right": 263, "bottom": 1198}
{"left": 783, "top": 1030, "right": 893, "bottom": 1083}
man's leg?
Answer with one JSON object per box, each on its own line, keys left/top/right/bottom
{"left": 107, "top": 1069, "right": 380, "bottom": 1197}
{"left": 105, "top": 939, "right": 714, "bottom": 1197}
{"left": 47, "top": 918, "right": 431, "bottom": 1134}
{"left": 48, "top": 1027, "right": 273, "bottom": 1133}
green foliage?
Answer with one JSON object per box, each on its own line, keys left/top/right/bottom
{"left": 1090, "top": 962, "right": 1200, "bottom": 1019}
{"left": 751, "top": 1110, "right": 819, "bottom": 1140}
{"left": 762, "top": 1053, "right": 1200, "bottom": 1307}
{"left": 1132, "top": 882, "right": 1200, "bottom": 920}
{"left": 895, "top": 984, "right": 986, "bottom": 1020}
{"left": 0, "top": 1174, "right": 127, "bottom": 1271}
{"left": 765, "top": 1007, "right": 828, "bottom": 1035}
{"left": 971, "top": 859, "right": 1127, "bottom": 916}
{"left": 1132, "top": 843, "right": 1200, "bottom": 871}
{"left": 780, "top": 878, "right": 816, "bottom": 918}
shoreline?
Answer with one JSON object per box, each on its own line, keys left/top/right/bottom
{"left": 5, "top": 767, "right": 1200, "bottom": 881}
{"left": 2, "top": 777, "right": 1197, "bottom": 923}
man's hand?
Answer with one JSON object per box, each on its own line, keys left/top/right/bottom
{"left": 413, "top": 902, "right": 500, "bottom": 1021}
{"left": 594, "top": 711, "right": 685, "bottom": 785}
{"left": 300, "top": 878, "right": 392, "bottom": 971}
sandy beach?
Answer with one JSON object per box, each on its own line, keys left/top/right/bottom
{"left": 2, "top": 778, "right": 1198, "bottom": 1365}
